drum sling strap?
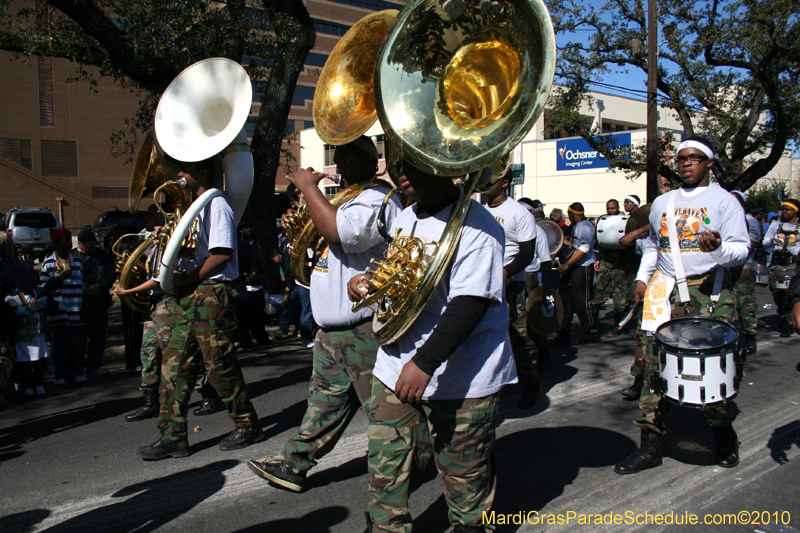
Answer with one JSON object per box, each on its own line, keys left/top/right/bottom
{"left": 666, "top": 192, "right": 724, "bottom": 313}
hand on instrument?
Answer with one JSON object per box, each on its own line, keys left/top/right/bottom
{"left": 288, "top": 167, "right": 325, "bottom": 193}
{"left": 58, "top": 268, "right": 72, "bottom": 280}
{"left": 112, "top": 282, "right": 130, "bottom": 297}
{"left": 394, "top": 360, "right": 431, "bottom": 404}
{"left": 347, "top": 273, "right": 372, "bottom": 302}
{"left": 634, "top": 280, "right": 647, "bottom": 303}
{"left": 556, "top": 263, "right": 569, "bottom": 274}
{"left": 698, "top": 230, "right": 722, "bottom": 252}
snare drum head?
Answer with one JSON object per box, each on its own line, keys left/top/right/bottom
{"left": 655, "top": 317, "right": 737, "bottom": 352}
{"left": 596, "top": 214, "right": 629, "bottom": 250}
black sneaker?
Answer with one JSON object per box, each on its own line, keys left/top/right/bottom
{"left": 453, "top": 525, "right": 487, "bottom": 532}
{"left": 137, "top": 439, "right": 190, "bottom": 460}
{"left": 780, "top": 320, "right": 793, "bottom": 338}
{"left": 517, "top": 382, "right": 541, "bottom": 409}
{"left": 578, "top": 330, "right": 602, "bottom": 344}
{"left": 219, "top": 426, "right": 264, "bottom": 451}
{"left": 247, "top": 458, "right": 306, "bottom": 492}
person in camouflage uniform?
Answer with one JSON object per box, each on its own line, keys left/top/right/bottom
{"left": 350, "top": 158, "right": 516, "bottom": 533}
{"left": 593, "top": 199, "right": 637, "bottom": 333}
{"left": 615, "top": 137, "right": 750, "bottom": 476}
{"left": 730, "top": 190, "right": 763, "bottom": 352}
{"left": 247, "top": 137, "right": 430, "bottom": 493}
{"left": 137, "top": 157, "right": 261, "bottom": 460}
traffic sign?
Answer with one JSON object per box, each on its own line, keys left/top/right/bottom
{"left": 510, "top": 163, "right": 524, "bottom": 185}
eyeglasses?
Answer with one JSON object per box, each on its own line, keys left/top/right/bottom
{"left": 674, "top": 154, "right": 709, "bottom": 166}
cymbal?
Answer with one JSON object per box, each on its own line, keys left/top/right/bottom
{"left": 625, "top": 203, "right": 651, "bottom": 234}
{"left": 526, "top": 286, "right": 564, "bottom": 337}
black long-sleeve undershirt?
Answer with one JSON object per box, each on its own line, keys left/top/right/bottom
{"left": 411, "top": 295, "right": 492, "bottom": 376}
{"left": 504, "top": 239, "right": 534, "bottom": 279}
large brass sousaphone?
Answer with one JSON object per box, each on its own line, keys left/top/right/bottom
{"left": 113, "top": 130, "right": 192, "bottom": 312}
{"left": 352, "top": 0, "right": 557, "bottom": 344}
{"left": 156, "top": 58, "right": 255, "bottom": 294}
{"left": 286, "top": 10, "right": 399, "bottom": 288}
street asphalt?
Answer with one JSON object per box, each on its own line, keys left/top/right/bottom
{"left": 1, "top": 286, "right": 798, "bottom": 533}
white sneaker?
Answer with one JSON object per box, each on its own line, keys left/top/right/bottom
{"left": 305, "top": 341, "right": 315, "bottom": 349}
{"left": 73, "top": 375, "right": 88, "bottom": 384}
{"left": 87, "top": 368, "right": 109, "bottom": 377}
{"left": 54, "top": 378, "right": 66, "bottom": 386}
{"left": 23, "top": 388, "right": 34, "bottom": 396}
{"left": 35, "top": 386, "right": 46, "bottom": 395}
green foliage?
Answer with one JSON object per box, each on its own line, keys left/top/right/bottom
{"left": 546, "top": 0, "right": 800, "bottom": 192}
{"left": 745, "top": 181, "right": 794, "bottom": 215}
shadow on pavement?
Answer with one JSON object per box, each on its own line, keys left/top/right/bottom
{"left": 0, "top": 460, "right": 238, "bottom": 532}
{"left": 232, "top": 506, "right": 350, "bottom": 532}
{"left": 412, "top": 426, "right": 635, "bottom": 532}
{"left": 767, "top": 419, "right": 800, "bottom": 465}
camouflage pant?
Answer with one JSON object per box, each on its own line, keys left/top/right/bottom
{"left": 140, "top": 298, "right": 172, "bottom": 390}
{"left": 593, "top": 261, "right": 633, "bottom": 315}
{"left": 368, "top": 378, "right": 499, "bottom": 533}
{"left": 506, "top": 281, "right": 538, "bottom": 391}
{"left": 283, "top": 321, "right": 386, "bottom": 474}
{"left": 731, "top": 265, "right": 757, "bottom": 335}
{"left": 157, "top": 283, "right": 257, "bottom": 441}
{"left": 635, "top": 279, "right": 737, "bottom": 434}
{"left": 629, "top": 300, "right": 647, "bottom": 378}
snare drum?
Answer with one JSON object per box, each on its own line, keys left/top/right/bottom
{"left": 653, "top": 317, "right": 740, "bottom": 408}
{"left": 770, "top": 267, "right": 795, "bottom": 290}
{"left": 596, "top": 214, "right": 629, "bottom": 250}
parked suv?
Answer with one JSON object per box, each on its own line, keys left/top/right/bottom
{"left": 3, "top": 207, "right": 61, "bottom": 256}
{"left": 93, "top": 210, "right": 147, "bottom": 251}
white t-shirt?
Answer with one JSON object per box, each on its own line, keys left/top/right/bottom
{"left": 636, "top": 185, "right": 750, "bottom": 283}
{"left": 744, "top": 214, "right": 762, "bottom": 262}
{"left": 763, "top": 220, "right": 799, "bottom": 256}
{"left": 373, "top": 200, "right": 518, "bottom": 400}
{"left": 178, "top": 194, "right": 239, "bottom": 281}
{"left": 483, "top": 197, "right": 536, "bottom": 281}
{"left": 525, "top": 223, "right": 551, "bottom": 273}
{"left": 571, "top": 219, "right": 596, "bottom": 267}
{"left": 310, "top": 186, "right": 402, "bottom": 328}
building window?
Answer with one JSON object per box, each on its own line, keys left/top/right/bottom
{"left": 41, "top": 140, "right": 78, "bottom": 177}
{"left": 324, "top": 144, "right": 335, "bottom": 167}
{"left": 304, "top": 121, "right": 315, "bottom": 130}
{"left": 323, "top": 0, "right": 406, "bottom": 10}
{"left": 286, "top": 120, "right": 295, "bottom": 133}
{"left": 92, "top": 186, "right": 128, "bottom": 198}
{"left": 602, "top": 122, "right": 612, "bottom": 133}
{"left": 375, "top": 135, "right": 385, "bottom": 160}
{"left": 324, "top": 185, "right": 339, "bottom": 198}
{"left": 293, "top": 85, "right": 316, "bottom": 106}
{"left": 305, "top": 52, "right": 328, "bottom": 67}
{"left": 0, "top": 138, "right": 33, "bottom": 170}
{"left": 312, "top": 19, "right": 351, "bottom": 37}
{"left": 38, "top": 57, "right": 55, "bottom": 127}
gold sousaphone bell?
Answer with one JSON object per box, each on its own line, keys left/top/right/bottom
{"left": 352, "top": 0, "right": 557, "bottom": 344}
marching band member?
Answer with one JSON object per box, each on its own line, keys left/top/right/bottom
{"left": 137, "top": 156, "right": 262, "bottom": 459}
{"left": 730, "top": 190, "right": 763, "bottom": 352}
{"left": 615, "top": 137, "right": 749, "bottom": 474}
{"left": 592, "top": 199, "right": 631, "bottom": 335}
{"left": 349, "top": 158, "right": 516, "bottom": 533}
{"left": 483, "top": 171, "right": 540, "bottom": 408}
{"left": 762, "top": 198, "right": 800, "bottom": 337}
{"left": 246, "top": 137, "right": 429, "bottom": 493}
{"left": 553, "top": 202, "right": 601, "bottom": 344}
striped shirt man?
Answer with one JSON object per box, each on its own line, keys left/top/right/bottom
{"left": 39, "top": 250, "right": 84, "bottom": 326}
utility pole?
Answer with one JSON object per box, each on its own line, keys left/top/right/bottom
{"left": 646, "top": 0, "right": 658, "bottom": 202}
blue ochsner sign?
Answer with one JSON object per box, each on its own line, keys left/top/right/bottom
{"left": 556, "top": 133, "right": 631, "bottom": 171}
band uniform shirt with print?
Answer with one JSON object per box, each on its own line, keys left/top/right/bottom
{"left": 372, "top": 200, "right": 517, "bottom": 401}
{"left": 309, "top": 186, "right": 402, "bottom": 329}
{"left": 484, "top": 197, "right": 537, "bottom": 282}
{"left": 762, "top": 220, "right": 800, "bottom": 256}
{"left": 636, "top": 185, "right": 750, "bottom": 285}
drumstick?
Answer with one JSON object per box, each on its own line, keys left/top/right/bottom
{"left": 616, "top": 301, "right": 641, "bottom": 331}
